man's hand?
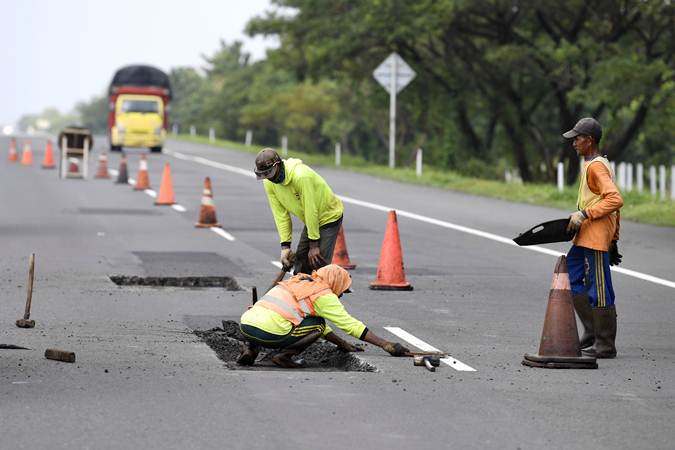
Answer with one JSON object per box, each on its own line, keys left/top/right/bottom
{"left": 609, "top": 240, "right": 622, "bottom": 266}
{"left": 324, "top": 331, "right": 364, "bottom": 352}
{"left": 280, "top": 247, "right": 295, "bottom": 270}
{"left": 308, "top": 241, "right": 326, "bottom": 269}
{"left": 566, "top": 210, "right": 587, "bottom": 234}
{"left": 383, "top": 342, "right": 410, "bottom": 357}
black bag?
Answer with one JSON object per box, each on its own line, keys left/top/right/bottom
{"left": 513, "top": 218, "right": 575, "bottom": 246}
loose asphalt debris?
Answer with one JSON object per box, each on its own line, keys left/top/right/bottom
{"left": 109, "top": 275, "right": 240, "bottom": 289}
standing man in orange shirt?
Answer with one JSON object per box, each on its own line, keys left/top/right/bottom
{"left": 563, "top": 118, "right": 624, "bottom": 358}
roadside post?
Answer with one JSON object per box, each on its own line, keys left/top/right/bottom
{"left": 557, "top": 162, "right": 564, "bottom": 192}
{"left": 671, "top": 165, "right": 675, "bottom": 200}
{"left": 281, "top": 136, "right": 288, "bottom": 156}
{"left": 335, "top": 142, "right": 341, "bottom": 166}
{"left": 626, "top": 163, "right": 633, "bottom": 192}
{"left": 209, "top": 128, "right": 215, "bottom": 143}
{"left": 373, "top": 52, "right": 416, "bottom": 169}
{"left": 650, "top": 165, "right": 657, "bottom": 196}
{"left": 659, "top": 165, "right": 666, "bottom": 200}
{"left": 416, "top": 148, "right": 423, "bottom": 177}
{"left": 245, "top": 130, "right": 252, "bottom": 147}
{"left": 190, "top": 125, "right": 196, "bottom": 137}
{"left": 637, "top": 163, "right": 644, "bottom": 193}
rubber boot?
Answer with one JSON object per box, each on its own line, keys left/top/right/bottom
{"left": 582, "top": 305, "right": 617, "bottom": 359}
{"left": 271, "top": 330, "right": 322, "bottom": 368}
{"left": 236, "top": 341, "right": 260, "bottom": 366}
{"left": 572, "top": 293, "right": 594, "bottom": 350}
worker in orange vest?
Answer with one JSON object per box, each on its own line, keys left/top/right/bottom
{"left": 238, "top": 264, "right": 410, "bottom": 368}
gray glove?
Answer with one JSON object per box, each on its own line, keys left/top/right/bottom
{"left": 280, "top": 248, "right": 295, "bottom": 270}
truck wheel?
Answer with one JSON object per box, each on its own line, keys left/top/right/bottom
{"left": 111, "top": 145, "right": 122, "bottom": 152}
{"left": 150, "top": 146, "right": 163, "bottom": 153}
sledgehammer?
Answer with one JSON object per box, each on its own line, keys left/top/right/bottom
{"left": 16, "top": 253, "right": 36, "bottom": 329}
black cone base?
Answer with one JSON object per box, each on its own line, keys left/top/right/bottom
{"left": 522, "top": 353, "right": 598, "bottom": 369}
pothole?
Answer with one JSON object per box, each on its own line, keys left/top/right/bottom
{"left": 109, "top": 275, "right": 240, "bottom": 289}
{"left": 195, "top": 320, "right": 378, "bottom": 372}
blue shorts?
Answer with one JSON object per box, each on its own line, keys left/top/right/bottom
{"left": 567, "top": 245, "right": 615, "bottom": 307}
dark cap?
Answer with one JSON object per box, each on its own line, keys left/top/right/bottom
{"left": 562, "top": 117, "right": 602, "bottom": 143}
{"left": 254, "top": 148, "right": 281, "bottom": 180}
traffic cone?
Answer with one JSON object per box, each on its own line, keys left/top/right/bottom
{"left": 332, "top": 226, "right": 356, "bottom": 269}
{"left": 68, "top": 157, "right": 80, "bottom": 174}
{"left": 370, "top": 210, "right": 413, "bottom": 290}
{"left": 115, "top": 153, "right": 129, "bottom": 184}
{"left": 195, "top": 177, "right": 221, "bottom": 228}
{"left": 154, "top": 162, "right": 176, "bottom": 205}
{"left": 134, "top": 154, "right": 151, "bottom": 190}
{"left": 8, "top": 138, "right": 18, "bottom": 162}
{"left": 42, "top": 140, "right": 55, "bottom": 169}
{"left": 20, "top": 140, "right": 33, "bottom": 166}
{"left": 95, "top": 153, "right": 110, "bottom": 179}
{"left": 522, "top": 256, "right": 598, "bottom": 369}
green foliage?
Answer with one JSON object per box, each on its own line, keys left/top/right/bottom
{"left": 75, "top": 94, "right": 108, "bottom": 134}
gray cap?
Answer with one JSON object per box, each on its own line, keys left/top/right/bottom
{"left": 254, "top": 148, "right": 281, "bottom": 180}
{"left": 563, "top": 117, "right": 602, "bottom": 142}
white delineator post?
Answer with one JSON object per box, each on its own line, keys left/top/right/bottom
{"left": 637, "top": 163, "right": 644, "bottom": 193}
{"left": 671, "top": 165, "right": 675, "bottom": 200}
{"left": 415, "top": 148, "right": 423, "bottom": 177}
{"left": 626, "top": 163, "right": 633, "bottom": 192}
{"left": 209, "top": 128, "right": 215, "bottom": 142}
{"left": 557, "top": 162, "right": 564, "bottom": 192}
{"left": 659, "top": 165, "right": 666, "bottom": 200}
{"left": 650, "top": 165, "right": 657, "bottom": 196}
{"left": 245, "top": 130, "right": 252, "bottom": 147}
{"left": 172, "top": 124, "right": 178, "bottom": 135}
{"left": 281, "top": 136, "right": 288, "bottom": 156}
{"left": 335, "top": 142, "right": 341, "bottom": 166}
{"left": 190, "top": 125, "right": 196, "bottom": 137}
{"left": 617, "top": 162, "right": 626, "bottom": 190}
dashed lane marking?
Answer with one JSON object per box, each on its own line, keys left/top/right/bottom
{"left": 172, "top": 204, "right": 187, "bottom": 212}
{"left": 271, "top": 260, "right": 282, "bottom": 269}
{"left": 105, "top": 169, "right": 187, "bottom": 213}
{"left": 166, "top": 150, "right": 675, "bottom": 290}
{"left": 384, "top": 326, "right": 477, "bottom": 372}
{"left": 211, "top": 227, "right": 235, "bottom": 241}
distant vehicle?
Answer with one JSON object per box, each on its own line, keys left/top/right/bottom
{"left": 108, "top": 65, "right": 172, "bottom": 153}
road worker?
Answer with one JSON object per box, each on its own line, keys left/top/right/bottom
{"left": 237, "top": 264, "right": 410, "bottom": 368}
{"left": 563, "top": 117, "right": 623, "bottom": 358}
{"left": 254, "top": 148, "right": 343, "bottom": 274}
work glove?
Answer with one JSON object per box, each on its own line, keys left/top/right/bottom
{"left": 609, "top": 240, "right": 622, "bottom": 266}
{"left": 280, "top": 247, "right": 295, "bottom": 270}
{"left": 308, "top": 241, "right": 326, "bottom": 269}
{"left": 383, "top": 342, "right": 410, "bottom": 357}
{"left": 566, "top": 210, "right": 587, "bottom": 234}
{"left": 339, "top": 342, "right": 364, "bottom": 353}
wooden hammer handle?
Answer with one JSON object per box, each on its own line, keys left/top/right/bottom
{"left": 24, "top": 253, "right": 35, "bottom": 320}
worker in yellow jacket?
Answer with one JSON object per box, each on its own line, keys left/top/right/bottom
{"left": 237, "top": 264, "right": 410, "bottom": 368}
{"left": 254, "top": 148, "right": 344, "bottom": 274}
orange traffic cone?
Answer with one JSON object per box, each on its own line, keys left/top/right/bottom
{"left": 522, "top": 256, "right": 597, "bottom": 369}
{"left": 155, "top": 163, "right": 176, "bottom": 205}
{"left": 8, "top": 138, "right": 18, "bottom": 162}
{"left": 332, "top": 226, "right": 356, "bottom": 269}
{"left": 370, "top": 210, "right": 413, "bottom": 290}
{"left": 42, "top": 140, "right": 55, "bottom": 169}
{"left": 134, "top": 154, "right": 151, "bottom": 190}
{"left": 20, "top": 140, "right": 33, "bottom": 166}
{"left": 95, "top": 153, "right": 110, "bottom": 179}
{"left": 195, "top": 177, "right": 222, "bottom": 228}
{"left": 115, "top": 153, "right": 129, "bottom": 184}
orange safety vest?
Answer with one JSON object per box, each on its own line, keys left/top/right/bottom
{"left": 256, "top": 274, "right": 333, "bottom": 326}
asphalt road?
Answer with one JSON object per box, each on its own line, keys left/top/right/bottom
{"left": 1, "top": 136, "right": 673, "bottom": 450}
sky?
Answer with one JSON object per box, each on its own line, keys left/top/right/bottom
{"left": 1, "top": 0, "right": 277, "bottom": 125}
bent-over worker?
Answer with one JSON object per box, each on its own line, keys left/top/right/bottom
{"left": 237, "top": 264, "right": 410, "bottom": 368}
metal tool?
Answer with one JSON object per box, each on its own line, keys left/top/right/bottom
{"left": 413, "top": 355, "right": 441, "bottom": 372}
{"left": 45, "top": 349, "right": 76, "bottom": 363}
{"left": 251, "top": 286, "right": 258, "bottom": 305}
{"left": 16, "top": 253, "right": 36, "bottom": 328}
{"left": 405, "top": 351, "right": 447, "bottom": 358}
{"left": 266, "top": 265, "right": 291, "bottom": 294}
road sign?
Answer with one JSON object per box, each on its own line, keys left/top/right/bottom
{"left": 373, "top": 52, "right": 416, "bottom": 168}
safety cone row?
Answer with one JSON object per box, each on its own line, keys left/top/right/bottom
{"left": 370, "top": 210, "right": 413, "bottom": 290}
{"left": 21, "top": 141, "right": 33, "bottom": 166}
{"left": 95, "top": 153, "right": 110, "bottom": 179}
{"left": 42, "top": 140, "right": 55, "bottom": 169}
{"left": 8, "top": 138, "right": 18, "bottom": 162}
{"left": 522, "top": 256, "right": 597, "bottom": 369}
{"left": 155, "top": 162, "right": 176, "bottom": 205}
{"left": 195, "top": 177, "right": 221, "bottom": 228}
{"left": 134, "top": 154, "right": 151, "bottom": 190}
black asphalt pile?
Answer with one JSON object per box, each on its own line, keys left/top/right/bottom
{"left": 195, "top": 320, "right": 377, "bottom": 372}
{"left": 109, "top": 275, "right": 240, "bottom": 289}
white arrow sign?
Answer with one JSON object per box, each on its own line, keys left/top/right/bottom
{"left": 372, "top": 52, "right": 416, "bottom": 168}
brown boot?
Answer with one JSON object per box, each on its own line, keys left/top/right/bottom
{"left": 236, "top": 341, "right": 260, "bottom": 366}
{"left": 271, "top": 330, "right": 322, "bottom": 369}
{"left": 572, "top": 293, "right": 594, "bottom": 350}
{"left": 582, "top": 305, "right": 617, "bottom": 359}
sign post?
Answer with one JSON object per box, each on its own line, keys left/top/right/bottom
{"left": 373, "top": 52, "right": 416, "bottom": 169}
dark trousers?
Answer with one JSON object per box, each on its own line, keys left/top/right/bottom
{"left": 240, "top": 316, "right": 326, "bottom": 349}
{"left": 293, "top": 216, "right": 343, "bottom": 275}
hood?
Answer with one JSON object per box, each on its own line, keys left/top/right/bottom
{"left": 280, "top": 158, "right": 303, "bottom": 186}
{"left": 313, "top": 264, "right": 352, "bottom": 296}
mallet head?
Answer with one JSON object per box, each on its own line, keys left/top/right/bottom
{"left": 16, "top": 319, "right": 35, "bottom": 328}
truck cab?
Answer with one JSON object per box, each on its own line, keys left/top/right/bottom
{"left": 110, "top": 94, "right": 165, "bottom": 152}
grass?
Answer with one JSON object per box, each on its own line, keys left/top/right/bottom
{"left": 173, "top": 134, "right": 675, "bottom": 227}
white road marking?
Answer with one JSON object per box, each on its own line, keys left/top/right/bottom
{"left": 165, "top": 150, "right": 675, "bottom": 290}
{"left": 128, "top": 177, "right": 136, "bottom": 185}
{"left": 172, "top": 204, "right": 187, "bottom": 213}
{"left": 384, "top": 326, "right": 477, "bottom": 372}
{"left": 144, "top": 189, "right": 157, "bottom": 198}
{"left": 211, "top": 227, "right": 235, "bottom": 241}
{"left": 271, "top": 260, "right": 282, "bottom": 269}
{"left": 109, "top": 169, "right": 119, "bottom": 176}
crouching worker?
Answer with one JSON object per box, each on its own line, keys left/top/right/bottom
{"left": 237, "top": 264, "right": 410, "bottom": 368}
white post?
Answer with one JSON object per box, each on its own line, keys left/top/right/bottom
{"left": 171, "top": 124, "right": 178, "bottom": 135}
{"left": 389, "top": 56, "right": 397, "bottom": 169}
{"left": 637, "top": 163, "right": 644, "bottom": 193}
{"left": 626, "top": 163, "right": 633, "bottom": 192}
{"left": 281, "top": 136, "right": 288, "bottom": 156}
{"left": 659, "top": 165, "right": 666, "bottom": 200}
{"left": 557, "top": 162, "right": 564, "bottom": 192}
{"left": 610, "top": 161, "right": 616, "bottom": 178}
{"left": 649, "top": 165, "right": 657, "bottom": 196}
{"left": 617, "top": 162, "right": 626, "bottom": 190}
{"left": 671, "top": 165, "right": 675, "bottom": 201}
{"left": 335, "top": 142, "right": 341, "bottom": 166}
{"left": 190, "top": 125, "right": 196, "bottom": 137}
{"left": 208, "top": 128, "right": 215, "bottom": 142}
{"left": 504, "top": 169, "right": 512, "bottom": 183}
{"left": 245, "top": 130, "right": 252, "bottom": 147}
{"left": 415, "top": 148, "right": 423, "bottom": 177}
